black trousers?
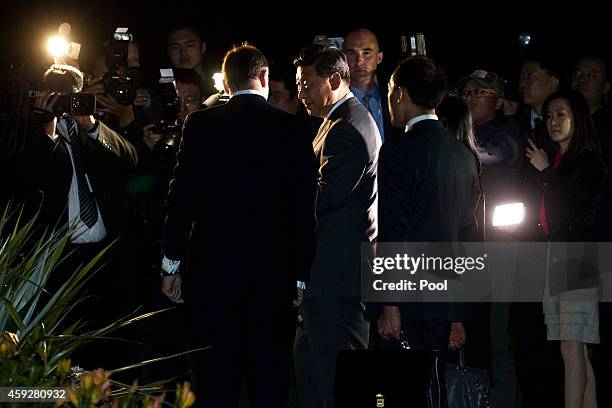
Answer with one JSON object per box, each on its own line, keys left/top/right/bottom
{"left": 294, "top": 298, "right": 370, "bottom": 408}
{"left": 190, "top": 296, "right": 294, "bottom": 408}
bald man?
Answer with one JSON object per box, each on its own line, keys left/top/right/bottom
{"left": 344, "top": 28, "right": 397, "bottom": 142}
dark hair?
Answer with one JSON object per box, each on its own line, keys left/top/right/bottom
{"left": 43, "top": 64, "right": 83, "bottom": 93}
{"left": 437, "top": 95, "right": 482, "bottom": 176}
{"left": 173, "top": 68, "right": 205, "bottom": 97}
{"left": 523, "top": 48, "right": 563, "bottom": 81}
{"left": 269, "top": 60, "right": 298, "bottom": 99}
{"left": 542, "top": 90, "right": 601, "bottom": 158}
{"left": 222, "top": 43, "right": 268, "bottom": 90}
{"left": 167, "top": 24, "right": 203, "bottom": 42}
{"left": 293, "top": 44, "right": 350, "bottom": 82}
{"left": 391, "top": 56, "right": 447, "bottom": 109}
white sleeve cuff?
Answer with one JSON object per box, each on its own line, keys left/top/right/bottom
{"left": 161, "top": 256, "right": 181, "bottom": 274}
{"left": 296, "top": 281, "right": 306, "bottom": 290}
{"left": 87, "top": 121, "right": 100, "bottom": 140}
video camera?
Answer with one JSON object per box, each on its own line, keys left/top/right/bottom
{"left": 29, "top": 90, "right": 96, "bottom": 116}
{"left": 28, "top": 64, "right": 96, "bottom": 117}
{"left": 102, "top": 27, "right": 140, "bottom": 106}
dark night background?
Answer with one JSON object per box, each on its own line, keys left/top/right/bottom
{"left": 1, "top": 1, "right": 610, "bottom": 96}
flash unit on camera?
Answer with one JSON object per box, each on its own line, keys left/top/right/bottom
{"left": 113, "top": 27, "right": 133, "bottom": 42}
{"left": 160, "top": 68, "right": 175, "bottom": 84}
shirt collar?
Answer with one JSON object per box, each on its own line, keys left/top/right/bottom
{"left": 530, "top": 108, "right": 541, "bottom": 129}
{"left": 326, "top": 92, "right": 354, "bottom": 119}
{"left": 231, "top": 89, "right": 268, "bottom": 99}
{"left": 405, "top": 114, "right": 438, "bottom": 132}
{"left": 350, "top": 84, "right": 380, "bottom": 99}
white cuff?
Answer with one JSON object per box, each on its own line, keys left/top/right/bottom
{"left": 296, "top": 281, "right": 306, "bottom": 290}
{"left": 161, "top": 256, "right": 181, "bottom": 274}
{"left": 87, "top": 122, "right": 100, "bottom": 140}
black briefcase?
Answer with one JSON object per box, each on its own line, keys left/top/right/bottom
{"left": 335, "top": 349, "right": 432, "bottom": 408}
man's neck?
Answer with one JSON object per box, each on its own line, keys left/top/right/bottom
{"left": 532, "top": 103, "right": 543, "bottom": 117}
{"left": 351, "top": 75, "right": 378, "bottom": 94}
{"left": 193, "top": 65, "right": 205, "bottom": 77}
{"left": 406, "top": 108, "right": 436, "bottom": 122}
{"left": 320, "top": 89, "right": 351, "bottom": 117}
{"left": 587, "top": 98, "right": 602, "bottom": 114}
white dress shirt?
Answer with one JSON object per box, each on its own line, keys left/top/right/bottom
{"left": 50, "top": 118, "right": 107, "bottom": 244}
{"left": 326, "top": 92, "right": 354, "bottom": 119}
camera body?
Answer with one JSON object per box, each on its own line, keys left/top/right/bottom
{"left": 103, "top": 28, "right": 139, "bottom": 106}
{"left": 28, "top": 90, "right": 96, "bottom": 116}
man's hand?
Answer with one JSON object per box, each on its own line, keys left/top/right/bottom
{"left": 34, "top": 90, "right": 59, "bottom": 136}
{"left": 378, "top": 305, "right": 401, "bottom": 340}
{"left": 96, "top": 94, "right": 135, "bottom": 127}
{"left": 448, "top": 321, "right": 466, "bottom": 350}
{"left": 143, "top": 124, "right": 163, "bottom": 151}
{"left": 72, "top": 115, "right": 97, "bottom": 132}
{"left": 162, "top": 274, "right": 184, "bottom": 303}
{"left": 293, "top": 287, "right": 304, "bottom": 308}
{"left": 133, "top": 89, "right": 152, "bottom": 109}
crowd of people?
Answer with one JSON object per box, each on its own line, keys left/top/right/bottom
{"left": 1, "top": 23, "right": 611, "bottom": 408}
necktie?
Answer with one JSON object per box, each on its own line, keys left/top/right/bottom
{"left": 362, "top": 94, "right": 373, "bottom": 115}
{"left": 66, "top": 119, "right": 98, "bottom": 228}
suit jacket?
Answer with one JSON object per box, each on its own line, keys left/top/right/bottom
{"left": 1, "top": 119, "right": 138, "bottom": 239}
{"left": 162, "top": 94, "right": 316, "bottom": 305}
{"left": 307, "top": 96, "right": 381, "bottom": 299}
{"left": 377, "top": 119, "right": 481, "bottom": 320}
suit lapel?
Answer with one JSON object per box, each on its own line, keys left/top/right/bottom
{"left": 312, "top": 118, "right": 333, "bottom": 153}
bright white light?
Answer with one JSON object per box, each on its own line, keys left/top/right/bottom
{"left": 47, "top": 36, "right": 69, "bottom": 58}
{"left": 493, "top": 203, "right": 525, "bottom": 227}
{"left": 213, "top": 72, "right": 225, "bottom": 93}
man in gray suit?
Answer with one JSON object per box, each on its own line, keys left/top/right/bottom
{"left": 293, "top": 44, "right": 381, "bottom": 408}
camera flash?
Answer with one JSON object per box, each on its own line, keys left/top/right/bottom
{"left": 47, "top": 36, "right": 70, "bottom": 58}
{"left": 493, "top": 203, "right": 525, "bottom": 227}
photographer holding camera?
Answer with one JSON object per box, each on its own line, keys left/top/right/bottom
{"left": 31, "top": 63, "right": 138, "bottom": 244}
{"left": 142, "top": 68, "right": 204, "bottom": 151}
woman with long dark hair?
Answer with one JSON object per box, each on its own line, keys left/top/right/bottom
{"left": 522, "top": 90, "right": 607, "bottom": 408}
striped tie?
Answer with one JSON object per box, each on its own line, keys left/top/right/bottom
{"left": 362, "top": 93, "right": 373, "bottom": 115}
{"left": 66, "top": 119, "right": 98, "bottom": 228}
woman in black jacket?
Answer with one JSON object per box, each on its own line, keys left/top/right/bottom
{"left": 520, "top": 90, "right": 606, "bottom": 408}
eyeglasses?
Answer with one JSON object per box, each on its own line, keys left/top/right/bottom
{"left": 461, "top": 88, "right": 499, "bottom": 99}
{"left": 180, "top": 96, "right": 201, "bottom": 108}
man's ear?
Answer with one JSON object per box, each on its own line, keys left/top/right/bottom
{"left": 329, "top": 72, "right": 342, "bottom": 91}
{"left": 223, "top": 78, "right": 231, "bottom": 95}
{"left": 398, "top": 87, "right": 407, "bottom": 105}
{"left": 377, "top": 51, "right": 383, "bottom": 65}
{"left": 259, "top": 68, "right": 268, "bottom": 88}
{"left": 604, "top": 81, "right": 611, "bottom": 96}
{"left": 201, "top": 41, "right": 207, "bottom": 56}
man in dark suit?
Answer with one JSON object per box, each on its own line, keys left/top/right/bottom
{"left": 160, "top": 44, "right": 316, "bottom": 408}
{"left": 377, "top": 56, "right": 481, "bottom": 407}
{"left": 293, "top": 44, "right": 381, "bottom": 408}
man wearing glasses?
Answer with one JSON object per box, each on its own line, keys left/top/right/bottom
{"left": 458, "top": 69, "right": 523, "bottom": 408}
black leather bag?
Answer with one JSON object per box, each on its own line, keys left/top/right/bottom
{"left": 335, "top": 347, "right": 432, "bottom": 408}
{"left": 445, "top": 348, "right": 490, "bottom": 408}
